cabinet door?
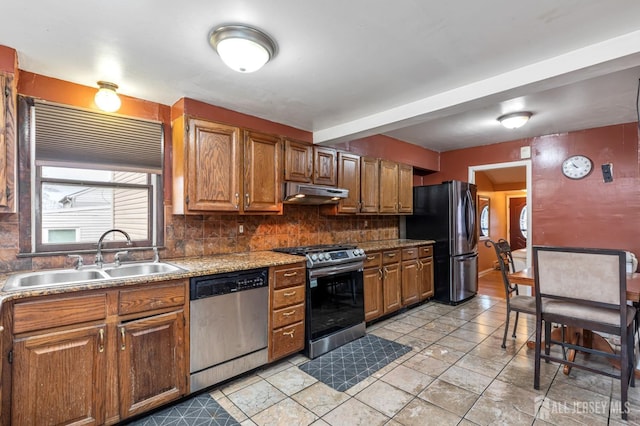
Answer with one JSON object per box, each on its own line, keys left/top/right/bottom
{"left": 187, "top": 119, "right": 241, "bottom": 211}
{"left": 419, "top": 256, "right": 434, "bottom": 300}
{"left": 360, "top": 157, "right": 379, "bottom": 213}
{"left": 337, "top": 152, "right": 360, "bottom": 213}
{"left": 12, "top": 325, "right": 107, "bottom": 426}
{"left": 382, "top": 262, "right": 401, "bottom": 314}
{"left": 363, "top": 266, "right": 383, "bottom": 322}
{"left": 401, "top": 260, "right": 420, "bottom": 306}
{"left": 379, "top": 160, "right": 399, "bottom": 213}
{"left": 244, "top": 131, "right": 282, "bottom": 212}
{"left": 398, "top": 163, "right": 414, "bottom": 214}
{"left": 284, "top": 139, "right": 312, "bottom": 182}
{"left": 118, "top": 310, "right": 186, "bottom": 419}
{"left": 313, "top": 146, "right": 337, "bottom": 186}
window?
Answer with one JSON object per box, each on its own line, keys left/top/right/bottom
{"left": 519, "top": 205, "right": 528, "bottom": 239}
{"left": 26, "top": 101, "right": 164, "bottom": 253}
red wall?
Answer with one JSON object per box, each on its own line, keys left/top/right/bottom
{"left": 0, "top": 46, "right": 17, "bottom": 74}
{"left": 425, "top": 123, "right": 640, "bottom": 261}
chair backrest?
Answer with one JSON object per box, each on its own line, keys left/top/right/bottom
{"left": 485, "top": 239, "right": 517, "bottom": 295}
{"left": 533, "top": 246, "right": 626, "bottom": 307}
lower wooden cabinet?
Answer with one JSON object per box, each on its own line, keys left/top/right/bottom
{"left": 9, "top": 280, "right": 188, "bottom": 425}
{"left": 418, "top": 246, "right": 434, "bottom": 300}
{"left": 363, "top": 252, "right": 383, "bottom": 322}
{"left": 381, "top": 250, "right": 402, "bottom": 314}
{"left": 269, "top": 263, "right": 306, "bottom": 361}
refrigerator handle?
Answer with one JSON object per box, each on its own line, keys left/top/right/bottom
{"left": 465, "top": 189, "right": 477, "bottom": 248}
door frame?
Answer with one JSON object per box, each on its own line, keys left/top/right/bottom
{"left": 468, "top": 159, "right": 532, "bottom": 268}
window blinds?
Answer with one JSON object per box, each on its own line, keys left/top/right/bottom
{"left": 34, "top": 102, "right": 163, "bottom": 173}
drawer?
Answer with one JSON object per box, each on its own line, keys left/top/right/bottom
{"left": 272, "top": 302, "right": 305, "bottom": 329}
{"left": 273, "top": 264, "right": 306, "bottom": 289}
{"left": 419, "top": 245, "right": 433, "bottom": 258}
{"left": 271, "top": 321, "right": 304, "bottom": 360}
{"left": 364, "top": 251, "right": 381, "bottom": 269}
{"left": 272, "top": 284, "right": 305, "bottom": 309}
{"left": 119, "top": 281, "right": 186, "bottom": 315}
{"left": 14, "top": 293, "right": 107, "bottom": 334}
{"left": 382, "top": 249, "right": 401, "bottom": 265}
{"left": 402, "top": 247, "right": 418, "bottom": 260}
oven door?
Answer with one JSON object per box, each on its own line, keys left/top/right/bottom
{"left": 307, "top": 262, "right": 365, "bottom": 342}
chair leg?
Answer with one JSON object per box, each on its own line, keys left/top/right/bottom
{"left": 628, "top": 325, "right": 635, "bottom": 388}
{"left": 534, "top": 317, "right": 542, "bottom": 390}
{"left": 621, "top": 327, "right": 630, "bottom": 420}
{"left": 544, "top": 320, "right": 551, "bottom": 362}
{"left": 502, "top": 309, "right": 510, "bottom": 348}
{"left": 512, "top": 311, "right": 520, "bottom": 338}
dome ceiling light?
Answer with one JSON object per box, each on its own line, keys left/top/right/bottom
{"left": 209, "top": 25, "right": 277, "bottom": 73}
{"left": 94, "top": 81, "right": 121, "bottom": 112}
{"left": 497, "top": 111, "right": 532, "bottom": 129}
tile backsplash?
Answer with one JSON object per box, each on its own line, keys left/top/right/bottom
{"left": 0, "top": 204, "right": 399, "bottom": 273}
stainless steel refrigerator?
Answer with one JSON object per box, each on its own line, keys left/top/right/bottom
{"left": 403, "top": 181, "right": 478, "bottom": 304}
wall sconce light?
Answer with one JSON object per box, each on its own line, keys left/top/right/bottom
{"left": 94, "top": 81, "right": 121, "bottom": 112}
{"left": 209, "top": 25, "right": 276, "bottom": 73}
{"left": 497, "top": 111, "right": 532, "bottom": 129}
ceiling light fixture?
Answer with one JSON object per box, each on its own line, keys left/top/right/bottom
{"left": 209, "top": 25, "right": 276, "bottom": 73}
{"left": 497, "top": 112, "right": 532, "bottom": 129}
{"left": 94, "top": 81, "right": 121, "bottom": 112}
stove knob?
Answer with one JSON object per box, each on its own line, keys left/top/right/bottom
{"left": 311, "top": 254, "right": 318, "bottom": 261}
{"left": 319, "top": 253, "right": 327, "bottom": 261}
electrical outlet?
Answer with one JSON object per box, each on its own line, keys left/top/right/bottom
{"left": 601, "top": 163, "right": 613, "bottom": 183}
{"left": 238, "top": 224, "right": 244, "bottom": 234}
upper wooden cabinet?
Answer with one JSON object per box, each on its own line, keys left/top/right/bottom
{"left": 360, "top": 157, "right": 380, "bottom": 214}
{"left": 379, "top": 160, "right": 413, "bottom": 215}
{"left": 283, "top": 139, "right": 337, "bottom": 186}
{"left": 0, "top": 73, "right": 16, "bottom": 213}
{"left": 173, "top": 117, "right": 282, "bottom": 214}
{"left": 334, "top": 152, "right": 361, "bottom": 214}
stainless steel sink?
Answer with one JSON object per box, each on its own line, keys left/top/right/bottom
{"left": 103, "top": 262, "right": 184, "bottom": 278}
{"left": 3, "top": 262, "right": 185, "bottom": 291}
{"left": 3, "top": 268, "right": 110, "bottom": 291}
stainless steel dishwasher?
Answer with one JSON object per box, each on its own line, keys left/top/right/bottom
{"left": 189, "top": 267, "right": 269, "bottom": 392}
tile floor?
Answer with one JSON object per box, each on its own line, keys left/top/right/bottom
{"left": 148, "top": 295, "right": 640, "bottom": 425}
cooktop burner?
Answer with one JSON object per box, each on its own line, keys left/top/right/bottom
{"left": 273, "top": 244, "right": 365, "bottom": 268}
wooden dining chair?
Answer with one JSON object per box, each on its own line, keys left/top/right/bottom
{"left": 485, "top": 239, "right": 536, "bottom": 348}
{"left": 533, "top": 246, "right": 635, "bottom": 420}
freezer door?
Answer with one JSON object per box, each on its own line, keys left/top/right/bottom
{"left": 450, "top": 252, "right": 478, "bottom": 303}
{"left": 450, "top": 182, "right": 478, "bottom": 255}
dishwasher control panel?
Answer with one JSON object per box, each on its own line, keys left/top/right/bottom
{"left": 190, "top": 267, "right": 268, "bottom": 300}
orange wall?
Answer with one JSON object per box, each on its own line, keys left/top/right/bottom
{"left": 425, "top": 123, "right": 640, "bottom": 262}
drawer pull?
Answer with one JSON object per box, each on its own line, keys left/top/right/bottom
{"left": 283, "top": 271, "right": 298, "bottom": 277}
{"left": 98, "top": 328, "right": 105, "bottom": 353}
{"left": 366, "top": 256, "right": 376, "bottom": 260}
{"left": 407, "top": 250, "right": 414, "bottom": 254}
{"left": 282, "top": 310, "right": 296, "bottom": 317}
{"left": 283, "top": 329, "right": 295, "bottom": 338}
{"left": 386, "top": 253, "right": 396, "bottom": 258}
{"left": 283, "top": 291, "right": 296, "bottom": 297}
{"left": 120, "top": 327, "right": 126, "bottom": 351}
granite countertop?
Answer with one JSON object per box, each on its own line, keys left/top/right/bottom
{"left": 0, "top": 239, "right": 434, "bottom": 305}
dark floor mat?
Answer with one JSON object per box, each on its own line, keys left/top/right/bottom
{"left": 299, "top": 334, "right": 412, "bottom": 392}
{"left": 127, "top": 393, "right": 239, "bottom": 426}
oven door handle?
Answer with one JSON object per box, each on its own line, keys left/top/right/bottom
{"left": 307, "top": 262, "right": 364, "bottom": 279}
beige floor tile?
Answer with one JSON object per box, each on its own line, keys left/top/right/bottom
{"left": 368, "top": 327, "right": 403, "bottom": 341}
{"left": 467, "top": 340, "right": 519, "bottom": 361}
{"left": 421, "top": 320, "right": 460, "bottom": 334}
{"left": 211, "top": 394, "right": 249, "bottom": 422}
{"left": 381, "top": 320, "right": 419, "bottom": 335}
{"left": 266, "top": 366, "right": 318, "bottom": 396}
{"left": 438, "top": 365, "right": 493, "bottom": 395}
{"left": 392, "top": 398, "right": 462, "bottom": 426}
{"left": 322, "top": 398, "right": 389, "bottom": 426}
{"left": 396, "top": 314, "right": 430, "bottom": 328}
{"left": 465, "top": 395, "right": 536, "bottom": 425}
{"left": 258, "top": 359, "right": 297, "bottom": 378}
{"left": 535, "top": 395, "right": 609, "bottom": 425}
{"left": 420, "top": 343, "right": 466, "bottom": 364}
{"left": 251, "top": 398, "right": 318, "bottom": 426}
{"left": 394, "top": 334, "right": 432, "bottom": 351}
{"left": 455, "top": 352, "right": 510, "bottom": 378}
{"left": 497, "top": 354, "right": 558, "bottom": 394}
{"left": 482, "top": 379, "right": 540, "bottom": 416}
{"left": 469, "top": 313, "right": 506, "bottom": 328}
{"left": 407, "top": 309, "right": 442, "bottom": 321}
{"left": 459, "top": 320, "right": 500, "bottom": 335}
{"left": 423, "top": 303, "right": 457, "bottom": 315}
{"left": 434, "top": 315, "right": 468, "bottom": 328}
{"left": 380, "top": 364, "right": 435, "bottom": 395}
{"left": 354, "top": 380, "right": 414, "bottom": 417}
{"left": 227, "top": 379, "right": 287, "bottom": 417}
{"left": 402, "top": 352, "right": 451, "bottom": 377}
{"left": 345, "top": 375, "right": 378, "bottom": 396}
{"left": 448, "top": 327, "right": 491, "bottom": 343}
{"left": 546, "top": 381, "right": 611, "bottom": 420}
{"left": 221, "top": 374, "right": 264, "bottom": 395}
{"left": 418, "top": 378, "right": 479, "bottom": 417}
{"left": 437, "top": 335, "right": 479, "bottom": 353}
{"left": 291, "top": 382, "right": 351, "bottom": 417}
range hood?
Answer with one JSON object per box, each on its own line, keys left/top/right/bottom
{"left": 283, "top": 182, "right": 349, "bottom": 205}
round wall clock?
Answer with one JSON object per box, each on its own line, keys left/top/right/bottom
{"left": 561, "top": 155, "right": 593, "bottom": 179}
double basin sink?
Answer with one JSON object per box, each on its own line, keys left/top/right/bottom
{"left": 3, "top": 262, "right": 185, "bottom": 292}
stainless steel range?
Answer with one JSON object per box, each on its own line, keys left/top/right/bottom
{"left": 274, "top": 244, "right": 366, "bottom": 358}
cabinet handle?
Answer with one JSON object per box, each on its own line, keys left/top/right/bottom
{"left": 283, "top": 271, "right": 298, "bottom": 277}
{"left": 366, "top": 256, "right": 376, "bottom": 261}
{"left": 378, "top": 269, "right": 383, "bottom": 280}
{"left": 386, "top": 253, "right": 396, "bottom": 258}
{"left": 283, "top": 291, "right": 296, "bottom": 297}
{"left": 98, "top": 328, "right": 105, "bottom": 353}
{"left": 245, "top": 193, "right": 250, "bottom": 207}
{"left": 399, "top": 202, "right": 402, "bottom": 209}
{"left": 120, "top": 327, "right": 126, "bottom": 351}
{"left": 235, "top": 193, "right": 239, "bottom": 210}
{"left": 417, "top": 260, "right": 423, "bottom": 270}
{"left": 283, "top": 329, "right": 295, "bottom": 338}
{"left": 383, "top": 266, "right": 388, "bottom": 278}
{"left": 282, "top": 310, "right": 296, "bottom": 317}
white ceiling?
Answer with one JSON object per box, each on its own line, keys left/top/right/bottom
{"left": 3, "top": 1, "right": 640, "bottom": 153}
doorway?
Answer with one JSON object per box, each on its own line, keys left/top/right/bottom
{"left": 508, "top": 196, "right": 527, "bottom": 250}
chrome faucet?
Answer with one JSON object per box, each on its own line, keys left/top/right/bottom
{"left": 96, "top": 229, "right": 132, "bottom": 268}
